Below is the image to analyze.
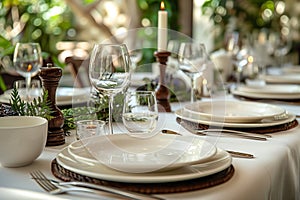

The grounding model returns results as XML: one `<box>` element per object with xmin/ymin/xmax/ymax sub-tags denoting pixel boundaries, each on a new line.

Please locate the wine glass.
<box><xmin>13</xmin><ymin>43</ymin><xmax>43</xmax><ymax>101</ymax></box>
<box><xmin>178</xmin><ymin>42</ymin><xmax>207</xmax><ymax>103</ymax></box>
<box><xmin>89</xmin><ymin>44</ymin><xmax>131</xmax><ymax>135</ymax></box>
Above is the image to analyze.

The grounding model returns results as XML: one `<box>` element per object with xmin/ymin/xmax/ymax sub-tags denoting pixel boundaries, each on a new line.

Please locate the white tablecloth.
<box><xmin>1</xmin><ymin>97</ymin><xmax>300</xmax><ymax>200</ymax></box>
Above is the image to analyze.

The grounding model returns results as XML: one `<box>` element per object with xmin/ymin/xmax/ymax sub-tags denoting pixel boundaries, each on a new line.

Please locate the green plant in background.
<box><xmin>201</xmin><ymin>0</ymin><xmax>293</xmax><ymax>49</ymax></box>
<box><xmin>0</xmin><ymin>0</ymin><xmax>74</xmax><ymax>67</ymax></box>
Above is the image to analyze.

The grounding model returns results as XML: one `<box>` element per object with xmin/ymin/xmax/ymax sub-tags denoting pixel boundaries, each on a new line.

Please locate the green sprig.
<box><xmin>9</xmin><ymin>87</ymin><xmax>54</xmax><ymax>120</ymax></box>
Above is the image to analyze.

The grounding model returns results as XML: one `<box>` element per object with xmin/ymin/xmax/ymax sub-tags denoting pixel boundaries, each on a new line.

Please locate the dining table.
<box><xmin>0</xmin><ymin>92</ymin><xmax>300</xmax><ymax>200</ymax></box>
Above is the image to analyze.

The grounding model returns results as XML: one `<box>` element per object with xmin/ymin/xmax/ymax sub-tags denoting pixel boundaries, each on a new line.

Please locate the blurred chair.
<box><xmin>64</xmin><ymin>56</ymin><xmax>90</xmax><ymax>88</ymax></box>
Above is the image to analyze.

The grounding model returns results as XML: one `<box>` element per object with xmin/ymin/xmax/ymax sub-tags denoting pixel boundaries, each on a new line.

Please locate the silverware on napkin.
<box><xmin>162</xmin><ymin>129</ymin><xmax>255</xmax><ymax>159</ymax></box>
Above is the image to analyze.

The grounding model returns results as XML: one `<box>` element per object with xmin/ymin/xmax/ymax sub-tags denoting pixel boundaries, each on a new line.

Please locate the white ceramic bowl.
<box><xmin>0</xmin><ymin>116</ymin><xmax>48</xmax><ymax>167</ymax></box>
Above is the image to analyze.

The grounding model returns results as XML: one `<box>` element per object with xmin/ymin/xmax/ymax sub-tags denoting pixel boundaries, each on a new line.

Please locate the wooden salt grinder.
<box><xmin>39</xmin><ymin>64</ymin><xmax>65</xmax><ymax>146</ymax></box>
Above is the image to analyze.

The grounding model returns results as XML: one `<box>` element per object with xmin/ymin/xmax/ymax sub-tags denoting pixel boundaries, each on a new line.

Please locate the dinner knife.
<box><xmin>179</xmin><ymin>122</ymin><xmax>268</xmax><ymax>141</ymax></box>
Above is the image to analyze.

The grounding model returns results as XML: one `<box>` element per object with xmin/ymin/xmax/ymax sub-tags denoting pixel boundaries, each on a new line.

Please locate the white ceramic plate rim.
<box><xmin>1</xmin><ymin>87</ymin><xmax>89</xmax><ymax>106</ymax></box>
<box><xmin>183</xmin><ymin>101</ymin><xmax>285</xmax><ymax>123</ymax></box>
<box><xmin>76</xmin><ymin>134</ymin><xmax>217</xmax><ymax>173</ymax></box>
<box><xmin>238</xmin><ymin>84</ymin><xmax>300</xmax><ymax>94</ymax></box>
<box><xmin>175</xmin><ymin>108</ymin><xmax>296</xmax><ymax>128</ymax></box>
<box><xmin>56</xmin><ymin>146</ymin><xmax>232</xmax><ymax>183</ymax></box>
<box><xmin>262</xmin><ymin>74</ymin><xmax>300</xmax><ymax>84</ymax></box>
<box><xmin>232</xmin><ymin>89</ymin><xmax>300</xmax><ymax>100</ymax></box>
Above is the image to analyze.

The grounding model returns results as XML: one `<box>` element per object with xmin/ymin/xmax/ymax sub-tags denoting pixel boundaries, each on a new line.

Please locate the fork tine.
<box><xmin>30</xmin><ymin>171</ymin><xmax>58</xmax><ymax>192</ymax></box>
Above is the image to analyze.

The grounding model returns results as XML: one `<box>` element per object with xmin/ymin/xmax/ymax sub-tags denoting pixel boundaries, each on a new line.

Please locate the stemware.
<box><xmin>13</xmin><ymin>43</ymin><xmax>43</xmax><ymax>101</ymax></box>
<box><xmin>89</xmin><ymin>44</ymin><xmax>131</xmax><ymax>134</ymax></box>
<box><xmin>178</xmin><ymin>42</ymin><xmax>207</xmax><ymax>102</ymax></box>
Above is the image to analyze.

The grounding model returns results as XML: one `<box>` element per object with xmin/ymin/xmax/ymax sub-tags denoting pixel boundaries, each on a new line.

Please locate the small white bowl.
<box><xmin>0</xmin><ymin>116</ymin><xmax>48</xmax><ymax>167</ymax></box>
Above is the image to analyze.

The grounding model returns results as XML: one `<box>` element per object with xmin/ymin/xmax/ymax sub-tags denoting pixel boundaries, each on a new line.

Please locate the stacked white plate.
<box><xmin>232</xmin><ymin>84</ymin><xmax>300</xmax><ymax>100</ymax></box>
<box><xmin>0</xmin><ymin>87</ymin><xmax>90</xmax><ymax>106</ymax></box>
<box><xmin>56</xmin><ymin>134</ymin><xmax>232</xmax><ymax>183</ymax></box>
<box><xmin>175</xmin><ymin>100</ymin><xmax>295</xmax><ymax>128</ymax></box>
<box><xmin>261</xmin><ymin>74</ymin><xmax>300</xmax><ymax>84</ymax></box>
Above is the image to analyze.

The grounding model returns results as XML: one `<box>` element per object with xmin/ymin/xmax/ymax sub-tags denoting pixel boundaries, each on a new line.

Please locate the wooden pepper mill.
<box><xmin>39</xmin><ymin>63</ymin><xmax>65</xmax><ymax>146</ymax></box>
<box><xmin>154</xmin><ymin>51</ymin><xmax>171</xmax><ymax>112</ymax></box>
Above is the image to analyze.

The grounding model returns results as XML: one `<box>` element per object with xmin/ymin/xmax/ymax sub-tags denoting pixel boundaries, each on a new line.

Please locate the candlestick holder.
<box><xmin>154</xmin><ymin>51</ymin><xmax>171</xmax><ymax>112</ymax></box>
<box><xmin>39</xmin><ymin>63</ymin><xmax>65</xmax><ymax>146</ymax></box>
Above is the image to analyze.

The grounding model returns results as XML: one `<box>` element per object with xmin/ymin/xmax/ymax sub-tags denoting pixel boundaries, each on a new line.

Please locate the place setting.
<box><xmin>175</xmin><ymin>100</ymin><xmax>298</xmax><ymax>136</ymax></box>
<box><xmin>49</xmin><ymin>42</ymin><xmax>235</xmax><ymax>194</ymax></box>
<box><xmin>231</xmin><ymin>83</ymin><xmax>300</xmax><ymax>101</ymax></box>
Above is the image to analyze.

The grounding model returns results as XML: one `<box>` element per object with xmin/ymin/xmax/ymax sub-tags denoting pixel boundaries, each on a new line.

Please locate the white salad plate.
<box><xmin>175</xmin><ymin>108</ymin><xmax>295</xmax><ymax>129</ymax></box>
<box><xmin>183</xmin><ymin>101</ymin><xmax>286</xmax><ymax>123</ymax></box>
<box><xmin>56</xmin><ymin>145</ymin><xmax>232</xmax><ymax>183</ymax></box>
<box><xmin>68</xmin><ymin>134</ymin><xmax>217</xmax><ymax>173</ymax></box>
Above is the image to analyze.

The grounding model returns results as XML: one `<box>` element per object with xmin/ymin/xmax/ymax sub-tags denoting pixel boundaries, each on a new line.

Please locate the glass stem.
<box><xmin>190</xmin><ymin>77</ymin><xmax>196</xmax><ymax>103</ymax></box>
<box><xmin>108</xmin><ymin>94</ymin><xmax>114</xmax><ymax>134</ymax></box>
<box><xmin>25</xmin><ymin>76</ymin><xmax>31</xmax><ymax>101</ymax></box>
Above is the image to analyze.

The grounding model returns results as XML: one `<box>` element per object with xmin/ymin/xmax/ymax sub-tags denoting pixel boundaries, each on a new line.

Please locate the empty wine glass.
<box><xmin>122</xmin><ymin>91</ymin><xmax>158</xmax><ymax>135</ymax></box>
<box><xmin>178</xmin><ymin>42</ymin><xmax>207</xmax><ymax>102</ymax></box>
<box><xmin>13</xmin><ymin>43</ymin><xmax>43</xmax><ymax>101</ymax></box>
<box><xmin>89</xmin><ymin>44</ymin><xmax>131</xmax><ymax>134</ymax></box>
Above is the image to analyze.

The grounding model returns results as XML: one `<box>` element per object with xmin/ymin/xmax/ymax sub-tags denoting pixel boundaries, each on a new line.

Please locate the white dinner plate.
<box><xmin>56</xmin><ymin>145</ymin><xmax>232</xmax><ymax>183</ymax></box>
<box><xmin>175</xmin><ymin>108</ymin><xmax>296</xmax><ymax>128</ymax></box>
<box><xmin>237</xmin><ymin>84</ymin><xmax>300</xmax><ymax>95</ymax></box>
<box><xmin>232</xmin><ymin>89</ymin><xmax>300</xmax><ymax>100</ymax></box>
<box><xmin>183</xmin><ymin>101</ymin><xmax>286</xmax><ymax>123</ymax></box>
<box><xmin>74</xmin><ymin>134</ymin><xmax>217</xmax><ymax>173</ymax></box>
<box><xmin>1</xmin><ymin>87</ymin><xmax>90</xmax><ymax>106</ymax></box>
<box><xmin>262</xmin><ymin>74</ymin><xmax>300</xmax><ymax>84</ymax></box>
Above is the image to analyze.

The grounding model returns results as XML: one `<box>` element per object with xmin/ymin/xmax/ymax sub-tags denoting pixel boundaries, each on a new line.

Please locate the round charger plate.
<box><xmin>56</xmin><ymin>145</ymin><xmax>232</xmax><ymax>183</ymax></box>
<box><xmin>175</xmin><ymin>108</ymin><xmax>296</xmax><ymax>128</ymax></box>
<box><xmin>183</xmin><ymin>101</ymin><xmax>286</xmax><ymax>123</ymax></box>
<box><xmin>72</xmin><ymin>134</ymin><xmax>217</xmax><ymax>173</ymax></box>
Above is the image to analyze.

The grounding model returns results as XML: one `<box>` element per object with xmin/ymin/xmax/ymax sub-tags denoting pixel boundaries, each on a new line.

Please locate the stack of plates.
<box><xmin>232</xmin><ymin>84</ymin><xmax>300</xmax><ymax>100</ymax></box>
<box><xmin>0</xmin><ymin>87</ymin><xmax>90</xmax><ymax>106</ymax></box>
<box><xmin>176</xmin><ymin>100</ymin><xmax>295</xmax><ymax>129</ymax></box>
<box><xmin>56</xmin><ymin>134</ymin><xmax>232</xmax><ymax>183</ymax></box>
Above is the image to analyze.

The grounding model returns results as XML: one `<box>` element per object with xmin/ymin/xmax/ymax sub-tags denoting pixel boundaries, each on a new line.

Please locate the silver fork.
<box><xmin>30</xmin><ymin>170</ymin><xmax>163</xmax><ymax>200</ymax></box>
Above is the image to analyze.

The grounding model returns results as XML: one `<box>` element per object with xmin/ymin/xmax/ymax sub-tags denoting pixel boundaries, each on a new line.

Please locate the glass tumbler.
<box><xmin>122</xmin><ymin>91</ymin><xmax>158</xmax><ymax>134</ymax></box>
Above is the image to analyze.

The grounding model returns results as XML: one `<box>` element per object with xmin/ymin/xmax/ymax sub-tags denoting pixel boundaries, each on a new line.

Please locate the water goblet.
<box><xmin>178</xmin><ymin>42</ymin><xmax>207</xmax><ymax>102</ymax></box>
<box><xmin>89</xmin><ymin>44</ymin><xmax>131</xmax><ymax>134</ymax></box>
<box><xmin>13</xmin><ymin>43</ymin><xmax>43</xmax><ymax>101</ymax></box>
<box><xmin>122</xmin><ymin>91</ymin><xmax>158</xmax><ymax>135</ymax></box>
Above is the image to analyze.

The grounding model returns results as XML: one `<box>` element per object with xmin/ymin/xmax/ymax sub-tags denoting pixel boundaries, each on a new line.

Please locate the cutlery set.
<box><xmin>30</xmin><ymin>170</ymin><xmax>163</xmax><ymax>200</ymax></box>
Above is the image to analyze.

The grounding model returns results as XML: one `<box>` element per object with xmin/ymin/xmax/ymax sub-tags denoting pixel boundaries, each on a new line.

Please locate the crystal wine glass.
<box><xmin>13</xmin><ymin>43</ymin><xmax>43</xmax><ymax>101</ymax></box>
<box><xmin>178</xmin><ymin>42</ymin><xmax>207</xmax><ymax>103</ymax></box>
<box><xmin>89</xmin><ymin>44</ymin><xmax>131</xmax><ymax>134</ymax></box>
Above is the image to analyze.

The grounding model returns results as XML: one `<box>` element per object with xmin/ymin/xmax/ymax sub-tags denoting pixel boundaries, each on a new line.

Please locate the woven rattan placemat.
<box><xmin>176</xmin><ymin>117</ymin><xmax>298</xmax><ymax>134</ymax></box>
<box><xmin>51</xmin><ymin>159</ymin><xmax>234</xmax><ymax>194</ymax></box>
